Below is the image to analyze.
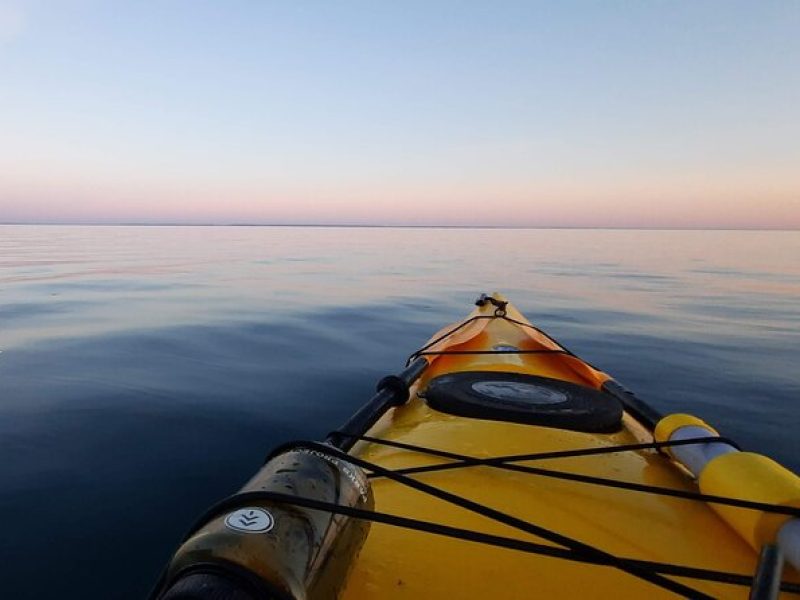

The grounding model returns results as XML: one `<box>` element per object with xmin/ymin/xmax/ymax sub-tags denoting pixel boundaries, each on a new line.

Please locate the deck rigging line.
<box><xmin>195</xmin><ymin>488</ymin><xmax>800</xmax><ymax>596</ymax></box>
<box><xmin>187</xmin><ymin>438</ymin><xmax>800</xmax><ymax>598</ymax></box>
<box><xmin>335</xmin><ymin>432</ymin><xmax>798</xmax><ymax>518</ymax></box>
<box><xmin>405</xmin><ymin>310</ymin><xmax>594</xmax><ymax>367</ymax></box>
<box><xmin>209</xmin><ymin>441</ymin><xmax>713</xmax><ymax>598</ymax></box>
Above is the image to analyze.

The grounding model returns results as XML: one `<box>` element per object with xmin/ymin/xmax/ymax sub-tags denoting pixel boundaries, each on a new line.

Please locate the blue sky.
<box><xmin>1</xmin><ymin>1</ymin><xmax>798</xmax><ymax>226</ymax></box>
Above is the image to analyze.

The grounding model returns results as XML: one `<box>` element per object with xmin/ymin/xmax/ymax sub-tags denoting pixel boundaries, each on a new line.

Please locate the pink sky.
<box><xmin>2</xmin><ymin>167</ymin><xmax>798</xmax><ymax>228</ymax></box>
<box><xmin>1</xmin><ymin>2</ymin><xmax>798</xmax><ymax>228</ymax></box>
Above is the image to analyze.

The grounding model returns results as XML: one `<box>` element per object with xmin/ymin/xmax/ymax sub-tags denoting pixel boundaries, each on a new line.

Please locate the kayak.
<box><xmin>152</xmin><ymin>294</ymin><xmax>800</xmax><ymax>600</ymax></box>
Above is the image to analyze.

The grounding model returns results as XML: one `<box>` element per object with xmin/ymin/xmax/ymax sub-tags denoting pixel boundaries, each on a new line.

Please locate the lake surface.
<box><xmin>1</xmin><ymin>225</ymin><xmax>798</xmax><ymax>599</ymax></box>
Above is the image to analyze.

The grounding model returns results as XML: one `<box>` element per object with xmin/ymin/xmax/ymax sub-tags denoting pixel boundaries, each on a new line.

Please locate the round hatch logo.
<box><xmin>492</xmin><ymin>344</ymin><xmax>520</xmax><ymax>353</ymax></box>
<box><xmin>224</xmin><ymin>508</ymin><xmax>274</xmax><ymax>533</ymax></box>
<box><xmin>472</xmin><ymin>380</ymin><xmax>568</xmax><ymax>405</ymax></box>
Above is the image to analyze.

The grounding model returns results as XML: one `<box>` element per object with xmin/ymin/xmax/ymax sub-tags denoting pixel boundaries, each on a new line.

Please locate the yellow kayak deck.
<box><xmin>342</xmin><ymin>300</ymin><xmax>798</xmax><ymax>599</ymax></box>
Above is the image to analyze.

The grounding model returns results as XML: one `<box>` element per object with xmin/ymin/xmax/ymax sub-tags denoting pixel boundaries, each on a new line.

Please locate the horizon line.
<box><xmin>0</xmin><ymin>222</ymin><xmax>799</xmax><ymax>232</ymax></box>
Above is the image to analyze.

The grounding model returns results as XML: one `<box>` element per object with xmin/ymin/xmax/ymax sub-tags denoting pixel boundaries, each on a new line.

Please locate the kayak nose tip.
<box><xmin>474</xmin><ymin>292</ymin><xmax>509</xmax><ymax>306</ymax></box>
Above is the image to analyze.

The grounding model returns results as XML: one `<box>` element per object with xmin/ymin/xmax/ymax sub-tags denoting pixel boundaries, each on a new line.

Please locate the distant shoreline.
<box><xmin>0</xmin><ymin>222</ymin><xmax>797</xmax><ymax>231</ymax></box>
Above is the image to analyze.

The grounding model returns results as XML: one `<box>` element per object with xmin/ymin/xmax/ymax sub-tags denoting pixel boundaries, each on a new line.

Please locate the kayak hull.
<box><xmin>341</xmin><ymin>298</ymin><xmax>797</xmax><ymax>599</ymax></box>
<box><xmin>152</xmin><ymin>295</ymin><xmax>800</xmax><ymax>600</ymax></box>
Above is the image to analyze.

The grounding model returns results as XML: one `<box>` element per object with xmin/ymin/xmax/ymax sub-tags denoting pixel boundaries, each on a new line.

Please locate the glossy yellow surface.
<box><xmin>700</xmin><ymin>452</ymin><xmax>800</xmax><ymax>550</ymax></box>
<box><xmin>341</xmin><ymin>298</ymin><xmax>798</xmax><ymax>599</ymax></box>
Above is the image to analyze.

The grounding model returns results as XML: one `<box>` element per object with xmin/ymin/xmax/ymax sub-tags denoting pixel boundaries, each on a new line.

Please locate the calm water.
<box><xmin>1</xmin><ymin>225</ymin><xmax>799</xmax><ymax>599</ymax></box>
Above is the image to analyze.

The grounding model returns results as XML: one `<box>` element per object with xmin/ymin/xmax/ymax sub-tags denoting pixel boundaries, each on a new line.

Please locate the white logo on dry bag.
<box><xmin>224</xmin><ymin>507</ymin><xmax>274</xmax><ymax>533</ymax></box>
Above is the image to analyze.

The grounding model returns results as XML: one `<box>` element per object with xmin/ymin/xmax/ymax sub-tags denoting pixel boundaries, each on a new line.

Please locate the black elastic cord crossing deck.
<box><xmin>263</xmin><ymin>441</ymin><xmax>714</xmax><ymax>598</ymax></box>
<box><xmin>334</xmin><ymin>432</ymin><xmax>799</xmax><ymax>518</ymax></box>
<box><xmin>406</xmin><ymin>314</ymin><xmax>495</xmax><ymax>365</ymax></box>
<box><xmin>191</xmin><ymin>488</ymin><xmax>800</xmax><ymax>596</ymax></box>
<box><xmin>405</xmin><ymin>311</ymin><xmax>604</xmax><ymax>372</ymax></box>
<box><xmin>415</xmin><ymin>348</ymin><xmax>571</xmax><ymax>357</ymax></box>
<box><xmin>191</xmin><ymin>439</ymin><xmax>800</xmax><ymax>598</ymax></box>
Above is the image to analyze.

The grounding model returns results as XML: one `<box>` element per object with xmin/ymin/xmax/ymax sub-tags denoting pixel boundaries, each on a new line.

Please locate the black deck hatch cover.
<box><xmin>424</xmin><ymin>371</ymin><xmax>623</xmax><ymax>433</ymax></box>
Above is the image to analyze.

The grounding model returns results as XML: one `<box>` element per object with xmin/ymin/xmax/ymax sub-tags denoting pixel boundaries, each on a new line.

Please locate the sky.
<box><xmin>0</xmin><ymin>1</ymin><xmax>798</xmax><ymax>228</ymax></box>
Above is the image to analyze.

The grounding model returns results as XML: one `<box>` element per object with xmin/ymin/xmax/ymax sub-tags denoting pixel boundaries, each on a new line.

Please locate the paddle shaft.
<box><xmin>602</xmin><ymin>379</ymin><xmax>662</xmax><ymax>430</ymax></box>
<box><xmin>327</xmin><ymin>357</ymin><xmax>428</xmax><ymax>451</ymax></box>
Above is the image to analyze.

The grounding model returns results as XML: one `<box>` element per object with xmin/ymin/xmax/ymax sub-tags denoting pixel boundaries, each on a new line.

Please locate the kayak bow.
<box><xmin>152</xmin><ymin>294</ymin><xmax>800</xmax><ymax>600</ymax></box>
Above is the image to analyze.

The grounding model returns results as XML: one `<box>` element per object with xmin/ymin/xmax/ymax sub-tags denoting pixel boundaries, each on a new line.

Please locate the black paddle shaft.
<box><xmin>327</xmin><ymin>357</ymin><xmax>428</xmax><ymax>451</ymax></box>
<box><xmin>602</xmin><ymin>379</ymin><xmax>663</xmax><ymax>430</ymax></box>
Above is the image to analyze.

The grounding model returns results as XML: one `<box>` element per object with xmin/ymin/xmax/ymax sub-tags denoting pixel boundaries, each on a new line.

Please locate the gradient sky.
<box><xmin>1</xmin><ymin>1</ymin><xmax>798</xmax><ymax>227</ymax></box>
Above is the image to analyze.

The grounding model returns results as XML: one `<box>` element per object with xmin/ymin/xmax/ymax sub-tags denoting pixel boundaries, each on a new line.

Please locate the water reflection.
<box><xmin>0</xmin><ymin>225</ymin><xmax>798</xmax><ymax>599</ymax></box>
